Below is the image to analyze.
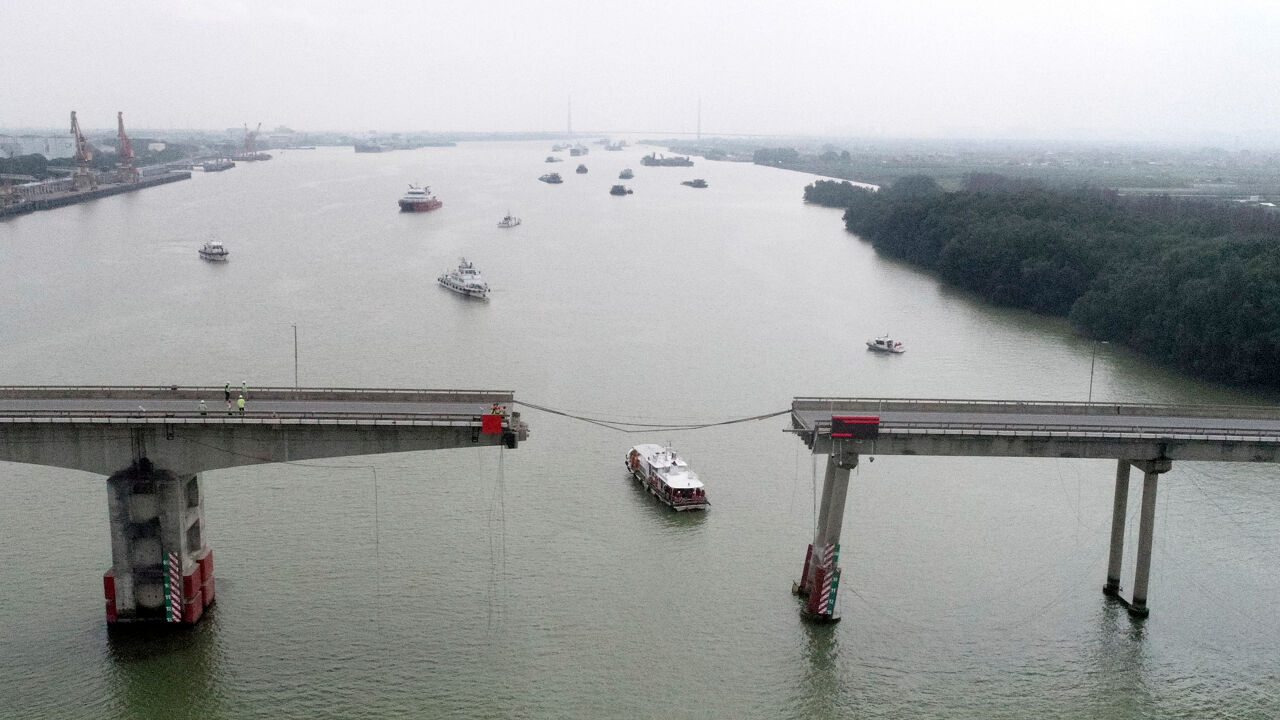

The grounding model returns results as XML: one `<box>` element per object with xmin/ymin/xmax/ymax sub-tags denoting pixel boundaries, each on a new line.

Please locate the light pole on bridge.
<box><xmin>1088</xmin><ymin>340</ymin><xmax>1109</xmax><ymax>403</ymax></box>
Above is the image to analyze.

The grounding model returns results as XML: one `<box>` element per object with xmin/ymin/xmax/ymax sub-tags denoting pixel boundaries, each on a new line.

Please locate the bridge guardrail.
<box><xmin>0</xmin><ymin>386</ymin><xmax>515</xmax><ymax>403</ymax></box>
<box><xmin>0</xmin><ymin>410</ymin><xmax>502</xmax><ymax>425</ymax></box>
<box><xmin>792</xmin><ymin>397</ymin><xmax>1280</xmax><ymax>421</ymax></box>
<box><xmin>800</xmin><ymin>418</ymin><xmax>1280</xmax><ymax>443</ymax></box>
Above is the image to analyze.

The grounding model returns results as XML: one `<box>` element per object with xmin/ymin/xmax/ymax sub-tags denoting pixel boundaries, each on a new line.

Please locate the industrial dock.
<box><xmin>1</xmin><ymin>111</ymin><xmax>192</xmax><ymax>219</ymax></box>
<box><xmin>1</xmin><ymin>171</ymin><xmax>191</xmax><ymax>218</ymax></box>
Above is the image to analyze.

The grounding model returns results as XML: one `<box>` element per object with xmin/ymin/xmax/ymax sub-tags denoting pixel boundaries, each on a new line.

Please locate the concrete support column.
<box><xmin>794</xmin><ymin>444</ymin><xmax>857</xmax><ymax>622</ymax></box>
<box><xmin>104</xmin><ymin>457</ymin><xmax>214</xmax><ymax>625</ymax></box>
<box><xmin>1100</xmin><ymin>458</ymin><xmax>1170</xmax><ymax>618</ymax></box>
<box><xmin>1130</xmin><ymin>463</ymin><xmax>1164</xmax><ymax>616</ymax></box>
<box><xmin>1103</xmin><ymin>459</ymin><xmax>1131</xmax><ymax>596</ymax></box>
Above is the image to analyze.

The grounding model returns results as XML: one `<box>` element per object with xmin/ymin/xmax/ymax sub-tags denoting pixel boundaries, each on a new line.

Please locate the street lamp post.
<box><xmin>1088</xmin><ymin>340</ymin><xmax>1109</xmax><ymax>403</ymax></box>
<box><xmin>292</xmin><ymin>324</ymin><xmax>298</xmax><ymax>389</ymax></box>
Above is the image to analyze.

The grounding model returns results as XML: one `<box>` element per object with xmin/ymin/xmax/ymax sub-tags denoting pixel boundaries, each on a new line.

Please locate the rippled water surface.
<box><xmin>2</xmin><ymin>143</ymin><xmax>1279</xmax><ymax>719</ymax></box>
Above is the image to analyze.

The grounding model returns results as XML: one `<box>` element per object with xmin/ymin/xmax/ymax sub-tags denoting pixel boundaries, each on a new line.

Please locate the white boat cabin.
<box><xmin>626</xmin><ymin>443</ymin><xmax>709</xmax><ymax>511</ymax></box>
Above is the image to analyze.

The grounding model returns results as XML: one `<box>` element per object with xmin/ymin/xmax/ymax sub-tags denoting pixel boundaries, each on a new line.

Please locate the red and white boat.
<box><xmin>398</xmin><ymin>184</ymin><xmax>443</xmax><ymax>212</ymax></box>
<box><xmin>625</xmin><ymin>444</ymin><xmax>709</xmax><ymax>511</ymax></box>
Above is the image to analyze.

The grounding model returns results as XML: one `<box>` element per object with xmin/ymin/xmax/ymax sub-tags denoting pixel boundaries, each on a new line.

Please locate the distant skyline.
<box><xmin>4</xmin><ymin>0</ymin><xmax>1279</xmax><ymax>147</ymax></box>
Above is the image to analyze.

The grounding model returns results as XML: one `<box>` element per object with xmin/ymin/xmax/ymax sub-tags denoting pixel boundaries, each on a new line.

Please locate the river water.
<box><xmin>2</xmin><ymin>143</ymin><xmax>1278</xmax><ymax>719</ymax></box>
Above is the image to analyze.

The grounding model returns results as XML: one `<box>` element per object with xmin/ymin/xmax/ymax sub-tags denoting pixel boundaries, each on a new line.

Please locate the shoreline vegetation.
<box><xmin>805</xmin><ymin>175</ymin><xmax>1280</xmax><ymax>389</ymax></box>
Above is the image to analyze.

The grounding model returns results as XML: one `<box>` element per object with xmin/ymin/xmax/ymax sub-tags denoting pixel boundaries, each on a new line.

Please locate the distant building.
<box><xmin>0</xmin><ymin>135</ymin><xmax>77</xmax><ymax>159</ymax></box>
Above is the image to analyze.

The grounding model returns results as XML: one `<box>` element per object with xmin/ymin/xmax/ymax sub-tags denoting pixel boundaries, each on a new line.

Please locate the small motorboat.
<box><xmin>866</xmin><ymin>335</ymin><xmax>905</xmax><ymax>353</ymax></box>
<box><xmin>619</xmin><ymin>168</ymin><xmax>634</xmax><ymax>179</ymax></box>
<box><xmin>681</xmin><ymin>178</ymin><xmax>708</xmax><ymax>188</ymax></box>
<box><xmin>539</xmin><ymin>173</ymin><xmax>563</xmax><ymax>184</ymax></box>
<box><xmin>576</xmin><ymin>164</ymin><xmax>588</xmax><ymax>174</ymax></box>
<box><xmin>610</xmin><ymin>185</ymin><xmax>633</xmax><ymax>196</ymax></box>
<box><xmin>497</xmin><ymin>213</ymin><xmax>521</xmax><ymax>228</ymax></box>
<box><xmin>198</xmin><ymin>240</ymin><xmax>229</xmax><ymax>261</ymax></box>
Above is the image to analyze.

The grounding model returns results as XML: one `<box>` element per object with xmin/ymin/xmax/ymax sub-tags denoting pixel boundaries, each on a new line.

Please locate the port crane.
<box><xmin>116</xmin><ymin>112</ymin><xmax>140</xmax><ymax>184</ymax></box>
<box><xmin>70</xmin><ymin>111</ymin><xmax>97</xmax><ymax>191</ymax></box>
<box><xmin>242</xmin><ymin>122</ymin><xmax>261</xmax><ymax>154</ymax></box>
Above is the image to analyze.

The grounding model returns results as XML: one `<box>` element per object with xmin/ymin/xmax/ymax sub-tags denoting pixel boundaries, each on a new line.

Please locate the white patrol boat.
<box><xmin>198</xmin><ymin>240</ymin><xmax>229</xmax><ymax>261</ymax></box>
<box><xmin>437</xmin><ymin>257</ymin><xmax>490</xmax><ymax>299</ymax></box>
<box><xmin>866</xmin><ymin>335</ymin><xmax>905</xmax><ymax>353</ymax></box>
<box><xmin>625</xmin><ymin>444</ymin><xmax>709</xmax><ymax>511</ymax></box>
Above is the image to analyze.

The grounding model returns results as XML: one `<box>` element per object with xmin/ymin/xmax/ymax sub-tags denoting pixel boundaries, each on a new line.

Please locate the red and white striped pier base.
<box><xmin>104</xmin><ymin>459</ymin><xmax>215</xmax><ymax>625</ymax></box>
<box><xmin>792</xmin><ymin>443</ymin><xmax>858</xmax><ymax>622</ymax></box>
<box><xmin>794</xmin><ymin>543</ymin><xmax>842</xmax><ymax>622</ymax></box>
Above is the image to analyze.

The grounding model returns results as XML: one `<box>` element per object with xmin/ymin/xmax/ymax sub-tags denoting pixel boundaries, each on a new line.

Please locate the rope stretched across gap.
<box><xmin>515</xmin><ymin>400</ymin><xmax>790</xmax><ymax>433</ymax></box>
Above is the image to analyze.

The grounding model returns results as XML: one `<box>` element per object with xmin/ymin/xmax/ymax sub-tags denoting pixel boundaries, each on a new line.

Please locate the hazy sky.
<box><xmin>5</xmin><ymin>0</ymin><xmax>1278</xmax><ymax>144</ymax></box>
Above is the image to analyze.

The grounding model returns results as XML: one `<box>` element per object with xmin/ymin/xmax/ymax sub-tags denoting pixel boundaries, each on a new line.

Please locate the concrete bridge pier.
<box><xmin>1102</xmin><ymin>458</ymin><xmax>1171</xmax><ymax>617</ymax></box>
<box><xmin>104</xmin><ymin>457</ymin><xmax>214</xmax><ymax>625</ymax></box>
<box><xmin>793</xmin><ymin>443</ymin><xmax>859</xmax><ymax>622</ymax></box>
<box><xmin>1102</xmin><ymin>459</ymin><xmax>1131</xmax><ymax>597</ymax></box>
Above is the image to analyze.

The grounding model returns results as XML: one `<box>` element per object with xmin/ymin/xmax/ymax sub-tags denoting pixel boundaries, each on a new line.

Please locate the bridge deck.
<box><xmin>0</xmin><ymin>386</ymin><xmax>526</xmax><ymax>476</ymax></box>
<box><xmin>790</xmin><ymin>398</ymin><xmax>1280</xmax><ymax>462</ymax></box>
<box><xmin>0</xmin><ymin>386</ymin><xmax>513</xmax><ymax>423</ymax></box>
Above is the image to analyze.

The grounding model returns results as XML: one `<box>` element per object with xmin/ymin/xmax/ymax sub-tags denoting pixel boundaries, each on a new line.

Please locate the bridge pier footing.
<box><xmin>1101</xmin><ymin>458</ymin><xmax>1170</xmax><ymax>618</ymax></box>
<box><xmin>104</xmin><ymin>458</ymin><xmax>214</xmax><ymax>625</ymax></box>
<box><xmin>793</xmin><ymin>445</ymin><xmax>858</xmax><ymax>622</ymax></box>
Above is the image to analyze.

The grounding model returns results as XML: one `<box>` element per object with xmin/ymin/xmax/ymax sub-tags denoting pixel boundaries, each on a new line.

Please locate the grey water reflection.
<box><xmin>1085</xmin><ymin>602</ymin><xmax>1153</xmax><ymax>717</ymax></box>
<box><xmin>797</xmin><ymin>619</ymin><xmax>843</xmax><ymax>720</ymax></box>
<box><xmin>106</xmin><ymin>619</ymin><xmax>224</xmax><ymax>720</ymax></box>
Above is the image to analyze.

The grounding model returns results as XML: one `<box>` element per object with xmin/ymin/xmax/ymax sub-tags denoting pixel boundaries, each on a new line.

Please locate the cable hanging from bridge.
<box><xmin>515</xmin><ymin>400</ymin><xmax>790</xmax><ymax>433</ymax></box>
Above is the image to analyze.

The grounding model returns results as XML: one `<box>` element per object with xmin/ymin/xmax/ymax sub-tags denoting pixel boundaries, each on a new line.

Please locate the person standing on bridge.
<box><xmin>241</xmin><ymin>380</ymin><xmax>248</xmax><ymax>399</ymax></box>
<box><xmin>199</xmin><ymin>399</ymin><xmax>207</xmax><ymax>415</ymax></box>
<box><xmin>237</xmin><ymin>394</ymin><xmax>245</xmax><ymax>414</ymax></box>
<box><xmin>224</xmin><ymin>383</ymin><xmax>231</xmax><ymax>408</ymax></box>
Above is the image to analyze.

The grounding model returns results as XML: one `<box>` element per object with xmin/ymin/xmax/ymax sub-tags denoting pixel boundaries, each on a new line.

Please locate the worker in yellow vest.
<box><xmin>237</xmin><ymin>395</ymin><xmax>245</xmax><ymax>413</ymax></box>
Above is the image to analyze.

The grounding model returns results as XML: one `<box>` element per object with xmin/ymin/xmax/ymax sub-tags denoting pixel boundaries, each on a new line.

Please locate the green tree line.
<box><xmin>804</xmin><ymin>176</ymin><xmax>1280</xmax><ymax>387</ymax></box>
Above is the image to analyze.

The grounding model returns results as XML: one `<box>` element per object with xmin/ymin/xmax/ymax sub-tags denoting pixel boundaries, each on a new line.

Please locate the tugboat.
<box><xmin>625</xmin><ymin>444</ymin><xmax>709</xmax><ymax>511</ymax></box>
<box><xmin>497</xmin><ymin>213</ymin><xmax>521</xmax><ymax>228</ymax></box>
<box><xmin>539</xmin><ymin>172</ymin><xmax>563</xmax><ymax>184</ymax></box>
<box><xmin>619</xmin><ymin>168</ymin><xmax>634</xmax><ymax>179</ymax></box>
<box><xmin>545</xmin><ymin>155</ymin><xmax>562</xmax><ymax>163</ymax></box>
<box><xmin>198</xmin><ymin>240</ymin><xmax>229</xmax><ymax>262</ymax></box>
<box><xmin>866</xmin><ymin>335</ymin><xmax>905</xmax><ymax>353</ymax></box>
<box><xmin>398</xmin><ymin>184</ymin><xmax>443</xmax><ymax>212</ymax></box>
<box><xmin>681</xmin><ymin>179</ymin><xmax>708</xmax><ymax>188</ymax></box>
<box><xmin>610</xmin><ymin>185</ymin><xmax>633</xmax><ymax>196</ymax></box>
<box><xmin>437</xmin><ymin>258</ymin><xmax>490</xmax><ymax>299</ymax></box>
<box><xmin>576</xmin><ymin>164</ymin><xmax>588</xmax><ymax>174</ymax></box>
